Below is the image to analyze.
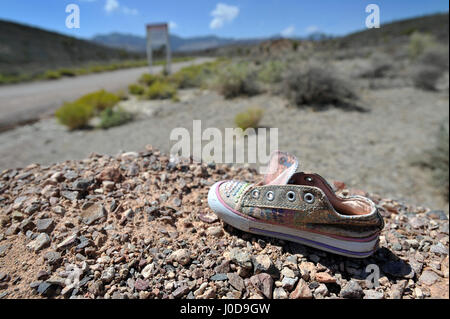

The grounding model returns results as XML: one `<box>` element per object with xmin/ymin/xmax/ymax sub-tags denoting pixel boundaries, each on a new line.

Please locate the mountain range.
<box><xmin>91</xmin><ymin>32</ymin><xmax>263</xmax><ymax>52</ymax></box>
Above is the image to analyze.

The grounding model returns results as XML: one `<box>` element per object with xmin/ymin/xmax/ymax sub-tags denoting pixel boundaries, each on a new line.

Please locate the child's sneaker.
<box><xmin>208</xmin><ymin>151</ymin><xmax>384</xmax><ymax>258</ymax></box>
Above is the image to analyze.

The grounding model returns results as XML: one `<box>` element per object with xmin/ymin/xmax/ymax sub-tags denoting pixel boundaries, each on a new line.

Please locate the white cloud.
<box><xmin>306</xmin><ymin>25</ymin><xmax>320</xmax><ymax>34</ymax></box>
<box><xmin>280</xmin><ymin>25</ymin><xmax>295</xmax><ymax>37</ymax></box>
<box><xmin>104</xmin><ymin>0</ymin><xmax>138</xmax><ymax>15</ymax></box>
<box><xmin>210</xmin><ymin>3</ymin><xmax>239</xmax><ymax>29</ymax></box>
<box><xmin>104</xmin><ymin>0</ymin><xmax>119</xmax><ymax>13</ymax></box>
<box><xmin>169</xmin><ymin>21</ymin><xmax>178</xmax><ymax>29</ymax></box>
<box><xmin>122</xmin><ymin>6</ymin><xmax>139</xmax><ymax>15</ymax></box>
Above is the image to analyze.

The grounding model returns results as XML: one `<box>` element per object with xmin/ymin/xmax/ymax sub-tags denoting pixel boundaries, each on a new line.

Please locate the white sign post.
<box><xmin>146</xmin><ymin>23</ymin><xmax>171</xmax><ymax>74</ymax></box>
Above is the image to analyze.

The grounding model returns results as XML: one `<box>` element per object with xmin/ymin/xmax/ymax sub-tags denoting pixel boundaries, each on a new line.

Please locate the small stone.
<box><xmin>210</xmin><ymin>273</ymin><xmax>228</xmax><ymax>281</ymax></box>
<box><xmin>199</xmin><ymin>213</ymin><xmax>218</xmax><ymax>224</ymax></box>
<box><xmin>249</xmin><ymin>273</ymin><xmax>273</xmax><ymax>299</ymax></box>
<box><xmin>227</xmin><ymin>272</ymin><xmax>245</xmax><ymax>291</ymax></box>
<box><xmin>229</xmin><ymin>248</ymin><xmax>252</xmax><ymax>270</ymax></box>
<box><xmin>419</xmin><ymin>270</ymin><xmax>440</xmax><ymax>285</ymax></box>
<box><xmin>363</xmin><ymin>290</ymin><xmax>384</xmax><ymax>299</ymax></box>
<box><xmin>57</xmin><ymin>233</ymin><xmax>78</xmax><ymax>251</ymax></box>
<box><xmin>430</xmin><ymin>242</ymin><xmax>448</xmax><ymax>255</ymax></box>
<box><xmin>426</xmin><ymin>210</ymin><xmax>448</xmax><ymax>220</ymax></box>
<box><xmin>206</xmin><ymin>226</ymin><xmax>223</xmax><ymax>238</ymax></box>
<box><xmin>36</xmin><ymin>218</ymin><xmax>54</xmax><ymax>234</ymax></box>
<box><xmin>273</xmin><ymin>287</ymin><xmax>288</xmax><ymax>299</ymax></box>
<box><xmin>61</xmin><ymin>191</ymin><xmax>80</xmax><ymax>201</ymax></box>
<box><xmin>44</xmin><ymin>251</ymin><xmax>62</xmax><ymax>265</ymax></box>
<box><xmin>169</xmin><ymin>249</ymin><xmax>191</xmax><ymax>266</ymax></box>
<box><xmin>315</xmin><ymin>272</ymin><xmax>336</xmax><ymax>284</ymax></box>
<box><xmin>409</xmin><ymin>217</ymin><xmax>427</xmax><ymax>229</ymax></box>
<box><xmin>27</xmin><ymin>233</ymin><xmax>50</xmax><ymax>252</ymax></box>
<box><xmin>141</xmin><ymin>263</ymin><xmax>154</xmax><ymax>279</ymax></box>
<box><xmin>97</xmin><ymin>167</ymin><xmax>122</xmax><ymax>183</ymax></box>
<box><xmin>253</xmin><ymin>255</ymin><xmax>278</xmax><ymax>277</ymax></box>
<box><xmin>134</xmin><ymin>279</ymin><xmax>149</xmax><ymax>291</ymax></box>
<box><xmin>214</xmin><ymin>260</ymin><xmax>230</xmax><ymax>274</ymax></box>
<box><xmin>80</xmin><ymin>203</ymin><xmax>106</xmax><ymax>225</ymax></box>
<box><xmin>281</xmin><ymin>267</ymin><xmax>295</xmax><ymax>279</ymax></box>
<box><xmin>101</xmin><ymin>267</ymin><xmax>115</xmax><ymax>283</ymax></box>
<box><xmin>281</xmin><ymin>276</ymin><xmax>298</xmax><ymax>291</ymax></box>
<box><xmin>290</xmin><ymin>278</ymin><xmax>312</xmax><ymax>299</ymax></box>
<box><xmin>340</xmin><ymin>280</ymin><xmax>363</xmax><ymax>299</ymax></box>
<box><xmin>314</xmin><ymin>283</ymin><xmax>328</xmax><ymax>298</ymax></box>
<box><xmin>172</xmin><ymin>285</ymin><xmax>190</xmax><ymax>298</ymax></box>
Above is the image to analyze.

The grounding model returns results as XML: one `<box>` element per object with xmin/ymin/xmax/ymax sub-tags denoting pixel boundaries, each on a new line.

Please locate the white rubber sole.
<box><xmin>208</xmin><ymin>182</ymin><xmax>378</xmax><ymax>258</ymax></box>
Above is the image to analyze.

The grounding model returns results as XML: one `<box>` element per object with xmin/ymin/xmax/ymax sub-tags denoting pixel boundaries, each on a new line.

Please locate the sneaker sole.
<box><xmin>208</xmin><ymin>181</ymin><xmax>378</xmax><ymax>258</ymax></box>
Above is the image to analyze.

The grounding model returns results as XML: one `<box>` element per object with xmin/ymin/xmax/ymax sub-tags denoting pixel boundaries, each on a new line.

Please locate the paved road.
<box><xmin>0</xmin><ymin>57</ymin><xmax>212</xmax><ymax>131</ymax></box>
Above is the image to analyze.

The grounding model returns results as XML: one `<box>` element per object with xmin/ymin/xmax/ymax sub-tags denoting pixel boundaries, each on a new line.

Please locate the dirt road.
<box><xmin>0</xmin><ymin>57</ymin><xmax>213</xmax><ymax>131</ymax></box>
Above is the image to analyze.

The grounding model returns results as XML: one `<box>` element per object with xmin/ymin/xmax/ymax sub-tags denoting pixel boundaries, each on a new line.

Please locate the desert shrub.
<box><xmin>43</xmin><ymin>70</ymin><xmax>61</xmax><ymax>80</ymax></box>
<box><xmin>408</xmin><ymin>32</ymin><xmax>437</xmax><ymax>60</ymax></box>
<box><xmin>418</xmin><ymin>46</ymin><xmax>450</xmax><ymax>70</ymax></box>
<box><xmin>170</xmin><ymin>61</ymin><xmax>223</xmax><ymax>89</ymax></box>
<box><xmin>57</xmin><ymin>68</ymin><xmax>76</xmax><ymax>77</ymax></box>
<box><xmin>139</xmin><ymin>73</ymin><xmax>162</xmax><ymax>86</ymax></box>
<box><xmin>257</xmin><ymin>60</ymin><xmax>286</xmax><ymax>83</ymax></box>
<box><xmin>55</xmin><ymin>102</ymin><xmax>93</xmax><ymax>130</ymax></box>
<box><xmin>216</xmin><ymin>62</ymin><xmax>260</xmax><ymax>99</ymax></box>
<box><xmin>143</xmin><ymin>80</ymin><xmax>177</xmax><ymax>100</ymax></box>
<box><xmin>283</xmin><ymin>63</ymin><xmax>357</xmax><ymax>109</ymax></box>
<box><xmin>76</xmin><ymin>90</ymin><xmax>120</xmax><ymax>112</ymax></box>
<box><xmin>360</xmin><ymin>53</ymin><xmax>393</xmax><ymax>78</ymax></box>
<box><xmin>128</xmin><ymin>84</ymin><xmax>145</xmax><ymax>95</ymax></box>
<box><xmin>411</xmin><ymin>65</ymin><xmax>442</xmax><ymax>91</ymax></box>
<box><xmin>234</xmin><ymin>107</ymin><xmax>264</xmax><ymax>130</ymax></box>
<box><xmin>98</xmin><ymin>107</ymin><xmax>133</xmax><ymax>129</ymax></box>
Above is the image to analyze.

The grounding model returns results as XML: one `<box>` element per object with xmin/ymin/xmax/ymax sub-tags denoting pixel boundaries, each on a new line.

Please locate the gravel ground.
<box><xmin>0</xmin><ymin>149</ymin><xmax>448</xmax><ymax>299</ymax></box>
<box><xmin>0</xmin><ymin>83</ymin><xmax>448</xmax><ymax>211</ymax></box>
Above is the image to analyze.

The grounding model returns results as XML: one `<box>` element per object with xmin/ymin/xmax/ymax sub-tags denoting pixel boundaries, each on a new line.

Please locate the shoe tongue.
<box><xmin>263</xmin><ymin>151</ymin><xmax>299</xmax><ymax>185</ymax></box>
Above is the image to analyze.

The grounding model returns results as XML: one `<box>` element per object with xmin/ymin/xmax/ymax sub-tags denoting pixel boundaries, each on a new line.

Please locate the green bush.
<box><xmin>257</xmin><ymin>60</ymin><xmax>286</xmax><ymax>83</ymax></box>
<box><xmin>55</xmin><ymin>102</ymin><xmax>93</xmax><ymax>130</ymax></box>
<box><xmin>98</xmin><ymin>107</ymin><xmax>133</xmax><ymax>129</ymax></box>
<box><xmin>143</xmin><ymin>80</ymin><xmax>177</xmax><ymax>100</ymax></box>
<box><xmin>76</xmin><ymin>90</ymin><xmax>120</xmax><ymax>112</ymax></box>
<box><xmin>170</xmin><ymin>61</ymin><xmax>222</xmax><ymax>88</ymax></box>
<box><xmin>408</xmin><ymin>32</ymin><xmax>436</xmax><ymax>60</ymax></box>
<box><xmin>217</xmin><ymin>63</ymin><xmax>260</xmax><ymax>99</ymax></box>
<box><xmin>57</xmin><ymin>68</ymin><xmax>77</xmax><ymax>77</ymax></box>
<box><xmin>234</xmin><ymin>107</ymin><xmax>264</xmax><ymax>130</ymax></box>
<box><xmin>43</xmin><ymin>70</ymin><xmax>61</xmax><ymax>80</ymax></box>
<box><xmin>128</xmin><ymin>84</ymin><xmax>145</xmax><ymax>95</ymax></box>
<box><xmin>139</xmin><ymin>73</ymin><xmax>162</xmax><ymax>86</ymax></box>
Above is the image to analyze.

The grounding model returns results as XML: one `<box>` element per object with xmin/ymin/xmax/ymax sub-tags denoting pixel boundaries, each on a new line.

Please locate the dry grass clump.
<box><xmin>234</xmin><ymin>107</ymin><xmax>264</xmax><ymax>130</ymax></box>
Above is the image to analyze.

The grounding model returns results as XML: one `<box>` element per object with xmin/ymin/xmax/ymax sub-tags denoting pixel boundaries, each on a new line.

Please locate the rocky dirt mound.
<box><xmin>0</xmin><ymin>147</ymin><xmax>448</xmax><ymax>299</ymax></box>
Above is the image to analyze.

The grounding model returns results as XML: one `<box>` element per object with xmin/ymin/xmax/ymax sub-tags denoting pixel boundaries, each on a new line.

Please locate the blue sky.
<box><xmin>0</xmin><ymin>0</ymin><xmax>448</xmax><ymax>39</ymax></box>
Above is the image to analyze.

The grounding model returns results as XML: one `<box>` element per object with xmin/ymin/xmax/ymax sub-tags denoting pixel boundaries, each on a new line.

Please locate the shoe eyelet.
<box><xmin>303</xmin><ymin>192</ymin><xmax>315</xmax><ymax>204</ymax></box>
<box><xmin>251</xmin><ymin>189</ymin><xmax>260</xmax><ymax>199</ymax></box>
<box><xmin>286</xmin><ymin>191</ymin><xmax>296</xmax><ymax>202</ymax></box>
<box><xmin>266</xmin><ymin>191</ymin><xmax>275</xmax><ymax>201</ymax></box>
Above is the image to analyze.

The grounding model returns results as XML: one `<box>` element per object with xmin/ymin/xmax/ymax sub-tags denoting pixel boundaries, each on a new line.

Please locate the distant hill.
<box><xmin>92</xmin><ymin>32</ymin><xmax>263</xmax><ymax>52</ymax></box>
<box><xmin>0</xmin><ymin>19</ymin><xmax>144</xmax><ymax>75</ymax></box>
<box><xmin>333</xmin><ymin>12</ymin><xmax>449</xmax><ymax>48</ymax></box>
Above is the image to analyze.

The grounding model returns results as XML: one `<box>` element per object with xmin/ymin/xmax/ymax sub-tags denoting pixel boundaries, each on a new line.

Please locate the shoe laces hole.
<box><xmin>303</xmin><ymin>192</ymin><xmax>315</xmax><ymax>204</ymax></box>
<box><xmin>266</xmin><ymin>191</ymin><xmax>275</xmax><ymax>201</ymax></box>
<box><xmin>286</xmin><ymin>191</ymin><xmax>296</xmax><ymax>202</ymax></box>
